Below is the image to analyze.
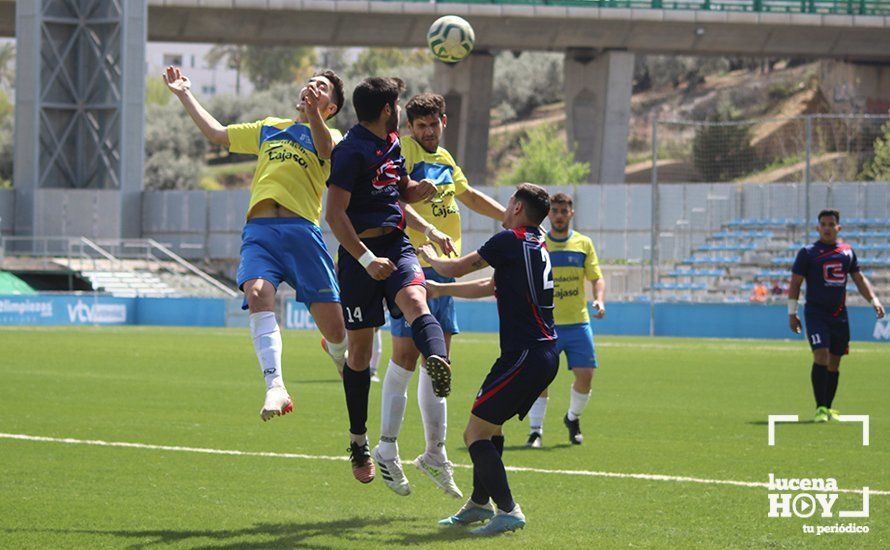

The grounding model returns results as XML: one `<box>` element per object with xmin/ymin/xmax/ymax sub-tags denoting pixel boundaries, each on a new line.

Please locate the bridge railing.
<box><xmin>402</xmin><ymin>0</ymin><xmax>890</xmax><ymax>16</ymax></box>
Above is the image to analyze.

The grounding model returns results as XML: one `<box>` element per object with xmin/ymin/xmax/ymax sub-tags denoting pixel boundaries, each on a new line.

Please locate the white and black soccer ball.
<box><xmin>427</xmin><ymin>15</ymin><xmax>475</xmax><ymax>63</ymax></box>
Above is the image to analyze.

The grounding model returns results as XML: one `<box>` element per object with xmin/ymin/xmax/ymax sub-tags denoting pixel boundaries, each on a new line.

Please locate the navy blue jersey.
<box><xmin>478</xmin><ymin>227</ymin><xmax>557</xmax><ymax>353</ymax></box>
<box><xmin>792</xmin><ymin>240</ymin><xmax>860</xmax><ymax>316</ymax></box>
<box><xmin>327</xmin><ymin>124</ymin><xmax>408</xmax><ymax>234</ymax></box>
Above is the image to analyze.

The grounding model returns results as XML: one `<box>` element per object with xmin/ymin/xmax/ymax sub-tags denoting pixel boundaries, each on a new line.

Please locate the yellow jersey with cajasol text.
<box><xmin>401</xmin><ymin>136</ymin><xmax>469</xmax><ymax>267</ymax></box>
<box><xmin>546</xmin><ymin>230</ymin><xmax>603</xmax><ymax>325</ymax></box>
<box><xmin>227</xmin><ymin>117</ymin><xmax>342</xmax><ymax>224</ymax></box>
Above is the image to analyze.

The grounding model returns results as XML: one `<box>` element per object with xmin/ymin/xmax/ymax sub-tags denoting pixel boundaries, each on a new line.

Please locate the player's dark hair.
<box><xmin>550</xmin><ymin>192</ymin><xmax>574</xmax><ymax>208</ymax></box>
<box><xmin>514</xmin><ymin>183</ymin><xmax>551</xmax><ymax>226</ymax></box>
<box><xmin>314</xmin><ymin>69</ymin><xmax>345</xmax><ymax>119</ymax></box>
<box><xmin>353</xmin><ymin>77</ymin><xmax>405</xmax><ymax>123</ymax></box>
<box><xmin>406</xmin><ymin>93</ymin><xmax>446</xmax><ymax>123</ymax></box>
<box><xmin>818</xmin><ymin>209</ymin><xmax>840</xmax><ymax>223</ymax></box>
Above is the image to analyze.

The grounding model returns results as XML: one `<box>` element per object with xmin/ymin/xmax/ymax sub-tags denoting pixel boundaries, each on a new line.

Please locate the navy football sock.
<box><xmin>468</xmin><ymin>439</ymin><xmax>515</xmax><ymax>513</ymax></box>
<box><xmin>811</xmin><ymin>363</ymin><xmax>828</xmax><ymax>408</ymax></box>
<box><xmin>492</xmin><ymin>435</ymin><xmax>505</xmax><ymax>455</ymax></box>
<box><xmin>411</xmin><ymin>313</ymin><xmax>447</xmax><ymax>359</ymax></box>
<box><xmin>825</xmin><ymin>370</ymin><xmax>840</xmax><ymax>408</ymax></box>
<box><xmin>471</xmin><ymin>435</ymin><xmax>505</xmax><ymax>505</ymax></box>
<box><xmin>342</xmin><ymin>363</ymin><xmax>371</xmax><ymax>436</ymax></box>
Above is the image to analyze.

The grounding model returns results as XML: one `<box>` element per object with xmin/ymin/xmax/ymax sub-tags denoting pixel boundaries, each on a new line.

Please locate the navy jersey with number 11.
<box><xmin>477</xmin><ymin>227</ymin><xmax>557</xmax><ymax>353</ymax></box>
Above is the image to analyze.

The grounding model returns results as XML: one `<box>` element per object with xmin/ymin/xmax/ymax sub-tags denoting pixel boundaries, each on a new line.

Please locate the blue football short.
<box><xmin>337</xmin><ymin>230</ymin><xmax>425</xmax><ymax>330</ymax></box>
<box><xmin>804</xmin><ymin>309</ymin><xmax>850</xmax><ymax>356</ymax></box>
<box><xmin>472</xmin><ymin>343</ymin><xmax>560</xmax><ymax>425</ymax></box>
<box><xmin>391</xmin><ymin>267</ymin><xmax>459</xmax><ymax>338</ymax></box>
<box><xmin>555</xmin><ymin>322</ymin><xmax>598</xmax><ymax>369</ymax></box>
<box><xmin>236</xmin><ymin>217</ymin><xmax>340</xmax><ymax>309</ymax></box>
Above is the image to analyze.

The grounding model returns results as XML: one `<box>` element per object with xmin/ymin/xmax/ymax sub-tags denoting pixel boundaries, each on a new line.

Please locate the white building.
<box><xmin>146</xmin><ymin>42</ymin><xmax>254</xmax><ymax>97</ymax></box>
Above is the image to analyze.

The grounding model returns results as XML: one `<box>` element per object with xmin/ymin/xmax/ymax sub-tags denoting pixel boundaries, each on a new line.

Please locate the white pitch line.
<box><xmin>3</xmin><ymin>432</ymin><xmax>887</xmax><ymax>496</ymax></box>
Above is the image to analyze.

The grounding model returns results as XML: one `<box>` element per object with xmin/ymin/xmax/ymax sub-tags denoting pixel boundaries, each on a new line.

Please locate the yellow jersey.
<box><xmin>400</xmin><ymin>136</ymin><xmax>469</xmax><ymax>267</ymax></box>
<box><xmin>227</xmin><ymin>117</ymin><xmax>342</xmax><ymax>224</ymax></box>
<box><xmin>546</xmin><ymin>230</ymin><xmax>603</xmax><ymax>325</ymax></box>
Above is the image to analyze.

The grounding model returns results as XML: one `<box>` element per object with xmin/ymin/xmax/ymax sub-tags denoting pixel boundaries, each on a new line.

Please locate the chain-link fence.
<box><xmin>646</xmin><ymin>114</ymin><xmax>890</xmax><ymax>326</ymax></box>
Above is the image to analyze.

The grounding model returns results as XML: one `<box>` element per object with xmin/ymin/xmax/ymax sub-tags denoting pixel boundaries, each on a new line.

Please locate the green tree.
<box><xmin>0</xmin><ymin>90</ymin><xmax>12</xmax><ymax>187</ymax></box>
<box><xmin>862</xmin><ymin>122</ymin><xmax>890</xmax><ymax>181</ymax></box>
<box><xmin>692</xmin><ymin>105</ymin><xmax>757</xmax><ymax>182</ymax></box>
<box><xmin>0</xmin><ymin>43</ymin><xmax>14</xmax><ymax>89</ymax></box>
<box><xmin>143</xmin><ymin>102</ymin><xmax>208</xmax><ymax>190</ymax></box>
<box><xmin>206</xmin><ymin>45</ymin><xmax>246</xmax><ymax>95</ymax></box>
<box><xmin>145</xmin><ymin>75</ymin><xmax>169</xmax><ymax>106</ymax></box>
<box><xmin>492</xmin><ymin>51</ymin><xmax>563</xmax><ymax>121</ymax></box>
<box><xmin>347</xmin><ymin>48</ymin><xmax>430</xmax><ymax>79</ymax></box>
<box><xmin>498</xmin><ymin>125</ymin><xmax>589</xmax><ymax>186</ymax></box>
<box><xmin>242</xmin><ymin>46</ymin><xmax>315</xmax><ymax>91</ymax></box>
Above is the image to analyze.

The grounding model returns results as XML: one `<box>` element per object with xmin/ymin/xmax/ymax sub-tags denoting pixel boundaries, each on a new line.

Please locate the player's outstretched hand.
<box><xmin>302</xmin><ymin>82</ymin><xmax>321</xmax><ymax>116</ymax></box>
<box><xmin>366</xmin><ymin>258</ymin><xmax>396</xmax><ymax>281</ymax></box>
<box><xmin>417</xmin><ymin>243</ymin><xmax>438</xmax><ymax>264</ymax></box>
<box><xmin>163</xmin><ymin>66</ymin><xmax>190</xmax><ymax>95</ymax></box>
<box><xmin>875</xmin><ymin>302</ymin><xmax>886</xmax><ymax>319</ymax></box>
<box><xmin>429</xmin><ymin>229</ymin><xmax>456</xmax><ymax>257</ymax></box>
<box><xmin>592</xmin><ymin>300</ymin><xmax>606</xmax><ymax>319</ymax></box>
<box><xmin>789</xmin><ymin>314</ymin><xmax>802</xmax><ymax>334</ymax></box>
<box><xmin>426</xmin><ymin>280</ymin><xmax>442</xmax><ymax>299</ymax></box>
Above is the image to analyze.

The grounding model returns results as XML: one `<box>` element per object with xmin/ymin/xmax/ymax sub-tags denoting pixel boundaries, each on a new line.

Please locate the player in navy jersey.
<box><xmin>325</xmin><ymin>77</ymin><xmax>452</xmax><ymax>486</ymax></box>
<box><xmin>418</xmin><ymin>183</ymin><xmax>558</xmax><ymax>536</ymax></box>
<box><xmin>788</xmin><ymin>209</ymin><xmax>884</xmax><ymax>423</ymax></box>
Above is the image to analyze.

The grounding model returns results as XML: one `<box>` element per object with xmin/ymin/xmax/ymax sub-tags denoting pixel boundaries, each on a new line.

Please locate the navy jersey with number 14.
<box><xmin>477</xmin><ymin>227</ymin><xmax>557</xmax><ymax>353</ymax></box>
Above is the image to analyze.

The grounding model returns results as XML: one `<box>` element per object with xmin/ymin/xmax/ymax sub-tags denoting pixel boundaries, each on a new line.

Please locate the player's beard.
<box><xmin>385</xmin><ymin>108</ymin><xmax>398</xmax><ymax>133</ymax></box>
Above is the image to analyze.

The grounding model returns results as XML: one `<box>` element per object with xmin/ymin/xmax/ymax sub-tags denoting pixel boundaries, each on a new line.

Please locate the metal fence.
<box><xmin>390</xmin><ymin>0</ymin><xmax>890</xmax><ymax>16</ymax></box>
<box><xmin>645</xmin><ymin>113</ymin><xmax>890</xmax><ymax>331</ymax></box>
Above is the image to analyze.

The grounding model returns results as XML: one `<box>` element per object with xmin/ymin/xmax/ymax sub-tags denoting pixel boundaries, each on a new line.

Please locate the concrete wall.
<box><xmin>139</xmin><ymin>181</ymin><xmax>890</xmax><ymax>264</ymax></box>
<box><xmin>0</xmin><ymin>189</ymin><xmax>13</xmax><ymax>235</ymax></box>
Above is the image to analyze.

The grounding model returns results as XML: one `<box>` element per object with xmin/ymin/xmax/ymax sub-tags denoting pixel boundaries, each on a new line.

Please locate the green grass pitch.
<box><xmin>0</xmin><ymin>326</ymin><xmax>888</xmax><ymax>548</ymax></box>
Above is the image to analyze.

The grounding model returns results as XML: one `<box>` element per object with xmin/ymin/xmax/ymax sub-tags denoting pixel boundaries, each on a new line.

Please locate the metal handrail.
<box><xmin>145</xmin><ymin>239</ymin><xmax>238</xmax><ymax>297</ymax></box>
<box><xmin>393</xmin><ymin>0</ymin><xmax>890</xmax><ymax>16</ymax></box>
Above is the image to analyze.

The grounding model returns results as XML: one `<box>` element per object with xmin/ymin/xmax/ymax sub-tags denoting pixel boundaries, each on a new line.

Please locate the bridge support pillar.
<box><xmin>819</xmin><ymin>60</ymin><xmax>890</xmax><ymax>114</ymax></box>
<box><xmin>13</xmin><ymin>0</ymin><xmax>146</xmax><ymax>239</ymax></box>
<box><xmin>564</xmin><ymin>49</ymin><xmax>634</xmax><ymax>184</ymax></box>
<box><xmin>433</xmin><ymin>51</ymin><xmax>495</xmax><ymax>185</ymax></box>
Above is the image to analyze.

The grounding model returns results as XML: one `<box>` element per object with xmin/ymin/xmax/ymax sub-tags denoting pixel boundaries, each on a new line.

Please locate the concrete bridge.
<box><xmin>5</xmin><ymin>0</ymin><xmax>890</xmax><ymax>240</ymax></box>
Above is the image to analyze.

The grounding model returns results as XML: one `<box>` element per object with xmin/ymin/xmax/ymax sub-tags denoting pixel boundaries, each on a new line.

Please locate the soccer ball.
<box><xmin>427</xmin><ymin>15</ymin><xmax>475</xmax><ymax>63</ymax></box>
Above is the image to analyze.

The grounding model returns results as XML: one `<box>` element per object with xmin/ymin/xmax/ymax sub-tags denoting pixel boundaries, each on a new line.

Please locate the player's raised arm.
<box><xmin>163</xmin><ymin>66</ymin><xmax>229</xmax><ymax>147</ymax></box>
<box><xmin>418</xmin><ymin>244</ymin><xmax>488</xmax><ymax>278</ymax></box>
<box><xmin>302</xmin><ymin>81</ymin><xmax>336</xmax><ymax>160</ymax></box>
<box><xmin>427</xmin><ymin>277</ymin><xmax>495</xmax><ymax>300</ymax></box>
<box><xmin>457</xmin><ymin>186</ymin><xmax>506</xmax><ymax>223</ymax></box>
<box><xmin>851</xmin><ymin>271</ymin><xmax>885</xmax><ymax>319</ymax></box>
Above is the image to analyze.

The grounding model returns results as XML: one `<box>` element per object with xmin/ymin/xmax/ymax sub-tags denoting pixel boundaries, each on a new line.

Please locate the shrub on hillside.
<box><xmin>692</xmin><ymin>106</ymin><xmax>758</xmax><ymax>182</ymax></box>
<box><xmin>498</xmin><ymin>124</ymin><xmax>589</xmax><ymax>186</ymax></box>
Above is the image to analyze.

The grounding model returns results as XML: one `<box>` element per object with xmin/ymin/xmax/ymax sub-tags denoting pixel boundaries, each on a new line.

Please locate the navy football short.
<box><xmin>236</xmin><ymin>217</ymin><xmax>339</xmax><ymax>309</ymax></box>
<box><xmin>804</xmin><ymin>310</ymin><xmax>850</xmax><ymax>356</ymax></box>
<box><xmin>391</xmin><ymin>267</ymin><xmax>459</xmax><ymax>337</ymax></box>
<box><xmin>472</xmin><ymin>344</ymin><xmax>559</xmax><ymax>425</ymax></box>
<box><xmin>338</xmin><ymin>230</ymin><xmax>425</xmax><ymax>330</ymax></box>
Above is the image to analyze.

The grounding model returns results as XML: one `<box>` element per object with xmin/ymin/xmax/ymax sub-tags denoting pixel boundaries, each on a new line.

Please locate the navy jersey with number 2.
<box><xmin>478</xmin><ymin>227</ymin><xmax>557</xmax><ymax>352</ymax></box>
<box><xmin>792</xmin><ymin>241</ymin><xmax>860</xmax><ymax>317</ymax></box>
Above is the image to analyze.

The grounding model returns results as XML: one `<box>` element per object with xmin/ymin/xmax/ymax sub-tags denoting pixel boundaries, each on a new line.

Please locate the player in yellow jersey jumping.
<box><xmin>164</xmin><ymin>66</ymin><xmax>350</xmax><ymax>423</ymax></box>
<box><xmin>372</xmin><ymin>93</ymin><xmax>506</xmax><ymax>498</ymax></box>
<box><xmin>525</xmin><ymin>192</ymin><xmax>606</xmax><ymax>448</ymax></box>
